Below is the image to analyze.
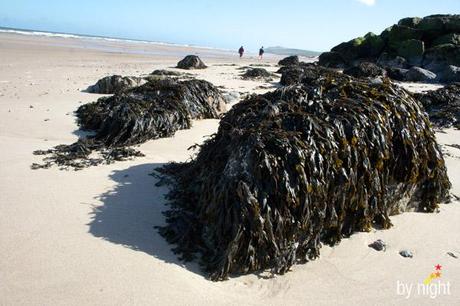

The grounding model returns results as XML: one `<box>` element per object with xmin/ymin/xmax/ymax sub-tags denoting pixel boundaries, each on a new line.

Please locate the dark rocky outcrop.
<box><xmin>32</xmin><ymin>78</ymin><xmax>226</xmax><ymax>169</ymax></box>
<box><xmin>319</xmin><ymin>14</ymin><xmax>460</xmax><ymax>83</ymax></box>
<box><xmin>86</xmin><ymin>75</ymin><xmax>146</xmax><ymax>94</ymax></box>
<box><xmin>177</xmin><ymin>55</ymin><xmax>207</xmax><ymax>70</ymax></box>
<box><xmin>278</xmin><ymin>55</ymin><xmax>300</xmax><ymax>66</ymax></box>
<box><xmin>414</xmin><ymin>83</ymin><xmax>460</xmax><ymax>129</ymax></box>
<box><xmin>156</xmin><ymin>68</ymin><xmax>450</xmax><ymax>280</ymax></box>
<box><xmin>343</xmin><ymin>62</ymin><xmax>387</xmax><ymax>78</ymax></box>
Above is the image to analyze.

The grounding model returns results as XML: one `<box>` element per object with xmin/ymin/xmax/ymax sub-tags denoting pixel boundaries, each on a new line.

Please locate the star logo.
<box><xmin>423</xmin><ymin>264</ymin><xmax>444</xmax><ymax>285</ymax></box>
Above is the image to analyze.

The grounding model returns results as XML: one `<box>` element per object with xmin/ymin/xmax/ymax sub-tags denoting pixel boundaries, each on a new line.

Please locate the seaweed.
<box><xmin>33</xmin><ymin>78</ymin><xmax>226</xmax><ymax>169</ymax></box>
<box><xmin>414</xmin><ymin>83</ymin><xmax>460</xmax><ymax>129</ymax></box>
<box><xmin>156</xmin><ymin>70</ymin><xmax>451</xmax><ymax>281</ymax></box>
<box><xmin>280</xmin><ymin>63</ymin><xmax>350</xmax><ymax>86</ymax></box>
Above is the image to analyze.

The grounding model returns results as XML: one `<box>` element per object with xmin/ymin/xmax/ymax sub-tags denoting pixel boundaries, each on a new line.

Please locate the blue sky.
<box><xmin>0</xmin><ymin>0</ymin><xmax>459</xmax><ymax>52</ymax></box>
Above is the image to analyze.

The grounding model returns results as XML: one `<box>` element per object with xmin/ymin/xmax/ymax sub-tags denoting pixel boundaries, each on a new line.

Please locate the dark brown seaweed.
<box><xmin>32</xmin><ymin>78</ymin><xmax>226</xmax><ymax>169</ymax></box>
<box><xmin>156</xmin><ymin>70</ymin><xmax>451</xmax><ymax>281</ymax></box>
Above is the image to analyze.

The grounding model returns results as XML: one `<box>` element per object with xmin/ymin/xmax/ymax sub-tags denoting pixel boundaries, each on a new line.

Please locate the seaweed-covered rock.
<box><xmin>414</xmin><ymin>83</ymin><xmax>460</xmax><ymax>129</ymax></box>
<box><xmin>406</xmin><ymin>67</ymin><xmax>437</xmax><ymax>82</ymax></box>
<box><xmin>241</xmin><ymin>68</ymin><xmax>275</xmax><ymax>81</ymax></box>
<box><xmin>86</xmin><ymin>75</ymin><xmax>146</xmax><ymax>94</ymax></box>
<box><xmin>33</xmin><ymin>78</ymin><xmax>226</xmax><ymax>169</ymax></box>
<box><xmin>343</xmin><ymin>62</ymin><xmax>387</xmax><ymax>78</ymax></box>
<box><xmin>177</xmin><ymin>55</ymin><xmax>207</xmax><ymax>70</ymax></box>
<box><xmin>278</xmin><ymin>55</ymin><xmax>300</xmax><ymax>66</ymax></box>
<box><xmin>156</xmin><ymin>70</ymin><xmax>450</xmax><ymax>280</ymax></box>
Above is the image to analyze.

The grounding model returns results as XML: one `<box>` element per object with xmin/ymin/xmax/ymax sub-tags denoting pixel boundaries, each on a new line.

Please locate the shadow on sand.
<box><xmin>88</xmin><ymin>163</ymin><xmax>203</xmax><ymax>276</ymax></box>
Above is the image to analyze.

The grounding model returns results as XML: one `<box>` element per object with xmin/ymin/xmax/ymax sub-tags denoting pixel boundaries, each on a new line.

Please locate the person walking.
<box><xmin>238</xmin><ymin>46</ymin><xmax>245</xmax><ymax>58</ymax></box>
<box><xmin>258</xmin><ymin>46</ymin><xmax>265</xmax><ymax>60</ymax></box>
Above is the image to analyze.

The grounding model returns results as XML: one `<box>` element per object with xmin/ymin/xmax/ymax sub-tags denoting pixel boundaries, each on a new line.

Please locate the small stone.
<box><xmin>447</xmin><ymin>252</ymin><xmax>458</xmax><ymax>259</ymax></box>
<box><xmin>399</xmin><ymin>250</ymin><xmax>413</xmax><ymax>258</ymax></box>
<box><xmin>29</xmin><ymin>105</ymin><xmax>34</xmax><ymax>108</ymax></box>
<box><xmin>369</xmin><ymin>239</ymin><xmax>386</xmax><ymax>251</ymax></box>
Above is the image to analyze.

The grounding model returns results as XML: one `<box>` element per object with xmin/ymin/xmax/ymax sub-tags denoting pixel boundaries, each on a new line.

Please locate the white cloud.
<box><xmin>355</xmin><ymin>0</ymin><xmax>376</xmax><ymax>6</ymax></box>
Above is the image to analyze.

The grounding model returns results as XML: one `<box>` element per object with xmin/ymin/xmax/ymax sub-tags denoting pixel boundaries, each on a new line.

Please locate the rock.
<box><xmin>398</xmin><ymin>17</ymin><xmax>422</xmax><ymax>28</ymax></box>
<box><xmin>438</xmin><ymin>65</ymin><xmax>460</xmax><ymax>83</ymax></box>
<box><xmin>423</xmin><ymin>44</ymin><xmax>460</xmax><ymax>69</ymax></box>
<box><xmin>432</xmin><ymin>33</ymin><xmax>460</xmax><ymax>47</ymax></box>
<box><xmin>155</xmin><ymin>68</ymin><xmax>450</xmax><ymax>280</ymax></box>
<box><xmin>222</xmin><ymin>91</ymin><xmax>241</xmax><ymax>104</ymax></box>
<box><xmin>318</xmin><ymin>51</ymin><xmax>347</xmax><ymax>68</ymax></box>
<box><xmin>241</xmin><ymin>68</ymin><xmax>274</xmax><ymax>81</ymax></box>
<box><xmin>328</xmin><ymin>33</ymin><xmax>384</xmax><ymax>64</ymax></box>
<box><xmin>318</xmin><ymin>52</ymin><xmax>348</xmax><ymax>68</ymax></box>
<box><xmin>177</xmin><ymin>55</ymin><xmax>207</xmax><ymax>70</ymax></box>
<box><xmin>397</xmin><ymin>39</ymin><xmax>424</xmax><ymax>66</ymax></box>
<box><xmin>86</xmin><ymin>75</ymin><xmax>146</xmax><ymax>94</ymax></box>
<box><xmin>377</xmin><ymin>53</ymin><xmax>408</xmax><ymax>69</ymax></box>
<box><xmin>369</xmin><ymin>240</ymin><xmax>387</xmax><ymax>252</ymax></box>
<box><xmin>343</xmin><ymin>62</ymin><xmax>387</xmax><ymax>78</ymax></box>
<box><xmin>33</xmin><ymin>78</ymin><xmax>226</xmax><ymax>169</ymax></box>
<box><xmin>416</xmin><ymin>15</ymin><xmax>447</xmax><ymax>36</ymax></box>
<box><xmin>319</xmin><ymin>14</ymin><xmax>460</xmax><ymax>83</ymax></box>
<box><xmin>150</xmin><ymin>69</ymin><xmax>183</xmax><ymax>76</ymax></box>
<box><xmin>414</xmin><ymin>83</ymin><xmax>460</xmax><ymax>129</ymax></box>
<box><xmin>386</xmin><ymin>67</ymin><xmax>409</xmax><ymax>81</ymax></box>
<box><xmin>387</xmin><ymin>25</ymin><xmax>423</xmax><ymax>50</ymax></box>
<box><xmin>405</xmin><ymin>67</ymin><xmax>437</xmax><ymax>82</ymax></box>
<box><xmin>399</xmin><ymin>250</ymin><xmax>413</xmax><ymax>258</ymax></box>
<box><xmin>278</xmin><ymin>55</ymin><xmax>299</xmax><ymax>66</ymax></box>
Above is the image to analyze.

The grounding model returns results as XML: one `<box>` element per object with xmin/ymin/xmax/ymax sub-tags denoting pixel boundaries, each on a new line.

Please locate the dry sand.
<box><xmin>0</xmin><ymin>33</ymin><xmax>459</xmax><ymax>305</ymax></box>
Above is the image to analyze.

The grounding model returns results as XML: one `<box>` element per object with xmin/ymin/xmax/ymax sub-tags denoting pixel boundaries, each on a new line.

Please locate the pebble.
<box><xmin>399</xmin><ymin>250</ymin><xmax>413</xmax><ymax>258</ymax></box>
<box><xmin>368</xmin><ymin>239</ymin><xmax>386</xmax><ymax>251</ymax></box>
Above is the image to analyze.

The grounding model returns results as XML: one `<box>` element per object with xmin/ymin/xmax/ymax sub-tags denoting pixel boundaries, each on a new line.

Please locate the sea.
<box><xmin>0</xmin><ymin>26</ymin><xmax>234</xmax><ymax>57</ymax></box>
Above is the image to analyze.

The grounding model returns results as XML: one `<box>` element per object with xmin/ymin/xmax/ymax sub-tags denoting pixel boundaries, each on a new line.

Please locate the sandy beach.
<box><xmin>0</xmin><ymin>32</ymin><xmax>459</xmax><ymax>305</ymax></box>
